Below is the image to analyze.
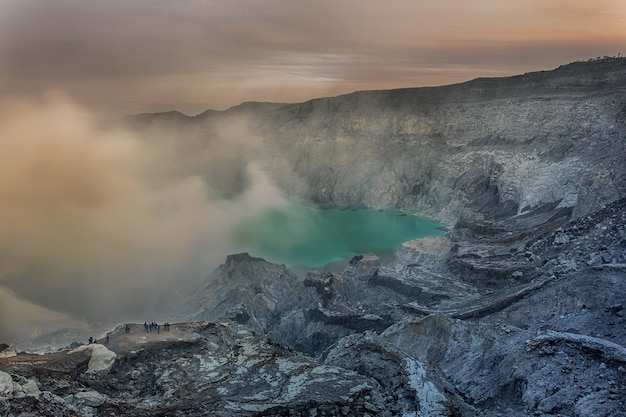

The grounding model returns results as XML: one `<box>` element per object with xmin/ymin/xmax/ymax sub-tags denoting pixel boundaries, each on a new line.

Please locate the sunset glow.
<box><xmin>0</xmin><ymin>1</ymin><xmax>624</xmax><ymax>117</ymax></box>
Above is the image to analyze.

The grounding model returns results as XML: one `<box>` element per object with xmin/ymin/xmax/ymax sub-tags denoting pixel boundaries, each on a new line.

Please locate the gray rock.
<box><xmin>68</xmin><ymin>344</ymin><xmax>116</xmax><ymax>374</ymax></box>
<box><xmin>553</xmin><ymin>232</ymin><xmax>571</xmax><ymax>245</ymax></box>
<box><xmin>73</xmin><ymin>390</ymin><xmax>107</xmax><ymax>407</ymax></box>
<box><xmin>324</xmin><ymin>331</ymin><xmax>475</xmax><ymax>416</ymax></box>
<box><xmin>1</xmin><ymin>322</ymin><xmax>387</xmax><ymax>416</ymax></box>
<box><xmin>128</xmin><ymin>58</ymin><xmax>626</xmax><ymax>225</ymax></box>
<box><xmin>0</xmin><ymin>370</ymin><xmax>13</xmax><ymax>396</ymax></box>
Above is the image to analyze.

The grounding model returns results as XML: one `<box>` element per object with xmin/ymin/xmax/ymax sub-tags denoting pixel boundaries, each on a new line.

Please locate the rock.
<box><xmin>537</xmin><ymin>394</ymin><xmax>561</xmax><ymax>413</ymax></box>
<box><xmin>19</xmin><ymin>378</ymin><xmax>41</xmax><ymax>398</ymax></box>
<box><xmin>343</xmin><ymin>255</ymin><xmax>382</xmax><ymax>283</ymax></box>
<box><xmin>553</xmin><ymin>233</ymin><xmax>571</xmax><ymax>245</ymax></box>
<box><xmin>187</xmin><ymin>252</ymin><xmax>300</xmax><ymax>336</ymax></box>
<box><xmin>68</xmin><ymin>343</ymin><xmax>117</xmax><ymax>373</ymax></box>
<box><xmin>528</xmin><ymin>330</ymin><xmax>626</xmax><ymax>364</ymax></box>
<box><xmin>0</xmin><ymin>370</ymin><xmax>13</xmax><ymax>396</ymax></box>
<box><xmin>394</xmin><ymin>236</ymin><xmax>454</xmax><ymax>266</ymax></box>
<box><xmin>0</xmin><ymin>344</ymin><xmax>16</xmax><ymax>358</ymax></box>
<box><xmin>2</xmin><ymin>322</ymin><xmax>389</xmax><ymax>416</ymax></box>
<box><xmin>73</xmin><ymin>390</ymin><xmax>107</xmax><ymax>407</ymax></box>
<box><xmin>324</xmin><ymin>332</ymin><xmax>471</xmax><ymax>416</ymax></box>
<box><xmin>574</xmin><ymin>391</ymin><xmax>615</xmax><ymax>417</ymax></box>
<box><xmin>6</xmin><ymin>374</ymin><xmax>41</xmax><ymax>399</ymax></box>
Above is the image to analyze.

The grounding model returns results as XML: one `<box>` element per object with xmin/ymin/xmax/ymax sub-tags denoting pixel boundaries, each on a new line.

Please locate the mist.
<box><xmin>0</xmin><ymin>93</ymin><xmax>286</xmax><ymax>343</ymax></box>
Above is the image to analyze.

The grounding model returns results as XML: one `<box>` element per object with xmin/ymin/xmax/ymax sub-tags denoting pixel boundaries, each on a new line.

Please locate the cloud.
<box><xmin>0</xmin><ymin>285</ymin><xmax>88</xmax><ymax>344</ymax></box>
<box><xmin>0</xmin><ymin>93</ymin><xmax>285</xmax><ymax>342</ymax></box>
<box><xmin>0</xmin><ymin>0</ymin><xmax>623</xmax><ymax>117</ymax></box>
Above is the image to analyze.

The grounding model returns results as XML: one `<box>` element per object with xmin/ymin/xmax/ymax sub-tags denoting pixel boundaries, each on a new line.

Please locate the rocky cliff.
<box><xmin>130</xmin><ymin>57</ymin><xmax>626</xmax><ymax>225</ymax></box>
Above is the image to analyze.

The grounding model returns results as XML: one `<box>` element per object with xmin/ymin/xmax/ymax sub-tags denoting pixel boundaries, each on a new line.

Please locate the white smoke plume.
<box><xmin>0</xmin><ymin>93</ymin><xmax>285</xmax><ymax>343</ymax></box>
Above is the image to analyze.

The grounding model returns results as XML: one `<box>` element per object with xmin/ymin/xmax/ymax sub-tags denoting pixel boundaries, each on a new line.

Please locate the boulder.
<box><xmin>68</xmin><ymin>344</ymin><xmax>116</xmax><ymax>373</ymax></box>
<box><xmin>0</xmin><ymin>370</ymin><xmax>13</xmax><ymax>396</ymax></box>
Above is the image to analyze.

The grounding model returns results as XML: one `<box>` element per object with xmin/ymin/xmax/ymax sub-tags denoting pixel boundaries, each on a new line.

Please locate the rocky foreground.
<box><xmin>2</xmin><ymin>59</ymin><xmax>625</xmax><ymax>416</ymax></box>
<box><xmin>1</xmin><ymin>196</ymin><xmax>624</xmax><ymax>416</ymax></box>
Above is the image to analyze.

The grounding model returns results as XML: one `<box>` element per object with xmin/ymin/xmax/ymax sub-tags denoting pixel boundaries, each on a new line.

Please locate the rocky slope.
<box><xmin>182</xmin><ymin>197</ymin><xmax>626</xmax><ymax>416</ymax></box>
<box><xmin>2</xmin><ymin>195</ymin><xmax>624</xmax><ymax>416</ymax></box>
<box><xmin>0</xmin><ymin>322</ymin><xmax>391</xmax><ymax>416</ymax></box>
<box><xmin>2</xmin><ymin>59</ymin><xmax>625</xmax><ymax>416</ymax></box>
<box><xmin>129</xmin><ymin>57</ymin><xmax>626</xmax><ymax>225</ymax></box>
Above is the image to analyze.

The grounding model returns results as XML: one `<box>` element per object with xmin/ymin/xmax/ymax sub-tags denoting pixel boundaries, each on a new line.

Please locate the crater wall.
<box><xmin>130</xmin><ymin>58</ymin><xmax>626</xmax><ymax>226</ymax></box>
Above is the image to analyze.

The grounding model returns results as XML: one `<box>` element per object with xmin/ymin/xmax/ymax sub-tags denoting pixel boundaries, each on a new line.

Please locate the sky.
<box><xmin>1</xmin><ymin>0</ymin><xmax>624</xmax><ymax>118</ymax></box>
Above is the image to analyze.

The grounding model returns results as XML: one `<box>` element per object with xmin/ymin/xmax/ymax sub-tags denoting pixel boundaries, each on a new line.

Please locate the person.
<box><xmin>125</xmin><ymin>324</ymin><xmax>130</xmax><ymax>334</ymax></box>
<box><xmin>105</xmin><ymin>333</ymin><xmax>110</xmax><ymax>344</ymax></box>
<box><xmin>88</xmin><ymin>336</ymin><xmax>93</xmax><ymax>344</ymax></box>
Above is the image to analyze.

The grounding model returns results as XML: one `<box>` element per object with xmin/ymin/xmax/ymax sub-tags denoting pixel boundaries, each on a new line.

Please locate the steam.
<box><xmin>0</xmin><ymin>93</ymin><xmax>285</xmax><ymax>343</ymax></box>
<box><xmin>0</xmin><ymin>285</ymin><xmax>88</xmax><ymax>343</ymax></box>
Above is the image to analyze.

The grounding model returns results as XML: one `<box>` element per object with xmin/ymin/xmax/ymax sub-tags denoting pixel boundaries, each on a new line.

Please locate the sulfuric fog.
<box><xmin>0</xmin><ymin>93</ymin><xmax>286</xmax><ymax>344</ymax></box>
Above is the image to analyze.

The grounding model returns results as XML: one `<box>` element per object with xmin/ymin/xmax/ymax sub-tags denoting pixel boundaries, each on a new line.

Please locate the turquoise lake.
<box><xmin>234</xmin><ymin>203</ymin><xmax>445</xmax><ymax>268</ymax></box>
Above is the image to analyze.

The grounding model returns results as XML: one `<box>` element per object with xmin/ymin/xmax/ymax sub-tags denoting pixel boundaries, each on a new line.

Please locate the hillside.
<box><xmin>130</xmin><ymin>57</ymin><xmax>626</xmax><ymax>224</ymax></box>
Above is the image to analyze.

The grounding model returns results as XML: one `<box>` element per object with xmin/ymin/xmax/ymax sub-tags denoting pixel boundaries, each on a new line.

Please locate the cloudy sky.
<box><xmin>1</xmin><ymin>0</ymin><xmax>624</xmax><ymax>117</ymax></box>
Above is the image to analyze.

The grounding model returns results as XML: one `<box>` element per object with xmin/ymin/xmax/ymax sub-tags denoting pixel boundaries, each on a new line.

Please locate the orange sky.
<box><xmin>0</xmin><ymin>0</ymin><xmax>624</xmax><ymax>118</ymax></box>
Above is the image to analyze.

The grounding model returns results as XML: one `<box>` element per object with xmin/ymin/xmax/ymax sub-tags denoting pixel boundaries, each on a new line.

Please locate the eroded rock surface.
<box><xmin>188</xmin><ymin>197</ymin><xmax>626</xmax><ymax>416</ymax></box>
<box><xmin>0</xmin><ymin>322</ymin><xmax>387</xmax><ymax>416</ymax></box>
<box><xmin>129</xmin><ymin>58</ymin><xmax>626</xmax><ymax>225</ymax></box>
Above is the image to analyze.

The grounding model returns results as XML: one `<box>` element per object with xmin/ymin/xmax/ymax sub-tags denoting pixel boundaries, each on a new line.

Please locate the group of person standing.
<box><xmin>85</xmin><ymin>322</ymin><xmax>174</xmax><ymax>346</ymax></box>
<box><xmin>143</xmin><ymin>321</ymin><xmax>172</xmax><ymax>334</ymax></box>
